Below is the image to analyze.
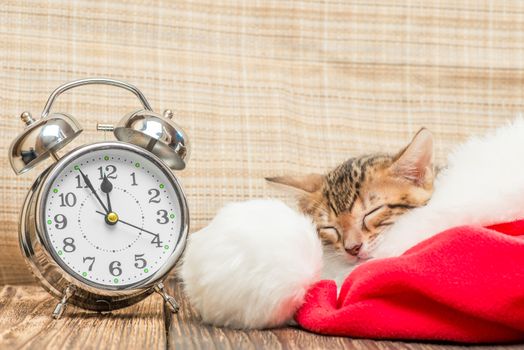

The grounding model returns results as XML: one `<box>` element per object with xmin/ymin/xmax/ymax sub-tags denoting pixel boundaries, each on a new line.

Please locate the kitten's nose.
<box><xmin>345</xmin><ymin>243</ymin><xmax>363</xmax><ymax>256</ymax></box>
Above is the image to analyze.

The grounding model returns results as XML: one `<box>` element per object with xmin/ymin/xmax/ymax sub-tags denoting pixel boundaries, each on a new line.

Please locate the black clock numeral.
<box><xmin>148</xmin><ymin>189</ymin><xmax>161</xmax><ymax>203</ymax></box>
<box><xmin>156</xmin><ymin>209</ymin><xmax>169</xmax><ymax>224</ymax></box>
<box><xmin>151</xmin><ymin>234</ymin><xmax>163</xmax><ymax>248</ymax></box>
<box><xmin>109</xmin><ymin>261</ymin><xmax>122</xmax><ymax>276</ymax></box>
<box><xmin>98</xmin><ymin>165</ymin><xmax>117</xmax><ymax>180</ymax></box>
<box><xmin>130</xmin><ymin>172</ymin><xmax>138</xmax><ymax>186</ymax></box>
<box><xmin>83</xmin><ymin>257</ymin><xmax>95</xmax><ymax>271</ymax></box>
<box><xmin>75</xmin><ymin>174</ymin><xmax>89</xmax><ymax>189</ymax></box>
<box><xmin>59</xmin><ymin>192</ymin><xmax>77</xmax><ymax>207</ymax></box>
<box><xmin>134</xmin><ymin>254</ymin><xmax>147</xmax><ymax>269</ymax></box>
<box><xmin>63</xmin><ymin>237</ymin><xmax>75</xmax><ymax>253</ymax></box>
<box><xmin>54</xmin><ymin>214</ymin><xmax>67</xmax><ymax>229</ymax></box>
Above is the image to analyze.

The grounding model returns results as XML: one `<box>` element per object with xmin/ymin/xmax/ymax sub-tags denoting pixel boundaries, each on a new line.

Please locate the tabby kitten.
<box><xmin>267</xmin><ymin>128</ymin><xmax>435</xmax><ymax>283</ymax></box>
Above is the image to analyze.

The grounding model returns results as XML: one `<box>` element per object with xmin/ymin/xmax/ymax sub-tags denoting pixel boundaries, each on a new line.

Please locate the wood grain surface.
<box><xmin>3</xmin><ymin>0</ymin><xmax>524</xmax><ymax>284</ymax></box>
<box><xmin>164</xmin><ymin>278</ymin><xmax>524</xmax><ymax>350</ymax></box>
<box><xmin>1</xmin><ymin>282</ymin><xmax>523</xmax><ymax>349</ymax></box>
<box><xmin>0</xmin><ymin>285</ymin><xmax>166</xmax><ymax>350</ymax></box>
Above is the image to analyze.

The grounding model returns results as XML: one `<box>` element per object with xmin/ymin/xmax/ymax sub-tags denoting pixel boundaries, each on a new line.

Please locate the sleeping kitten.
<box><xmin>267</xmin><ymin>128</ymin><xmax>435</xmax><ymax>284</ymax></box>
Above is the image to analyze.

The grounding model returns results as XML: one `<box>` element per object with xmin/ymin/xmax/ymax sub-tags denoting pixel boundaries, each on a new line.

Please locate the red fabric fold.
<box><xmin>295</xmin><ymin>220</ymin><xmax>524</xmax><ymax>343</ymax></box>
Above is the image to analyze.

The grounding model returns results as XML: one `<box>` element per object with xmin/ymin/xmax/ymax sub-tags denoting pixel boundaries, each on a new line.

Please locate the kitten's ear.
<box><xmin>391</xmin><ymin>128</ymin><xmax>434</xmax><ymax>185</ymax></box>
<box><xmin>265</xmin><ymin>174</ymin><xmax>323</xmax><ymax>193</ymax></box>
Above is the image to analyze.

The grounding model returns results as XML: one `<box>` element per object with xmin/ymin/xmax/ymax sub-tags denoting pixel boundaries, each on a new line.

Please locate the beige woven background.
<box><xmin>1</xmin><ymin>0</ymin><xmax>523</xmax><ymax>284</ymax></box>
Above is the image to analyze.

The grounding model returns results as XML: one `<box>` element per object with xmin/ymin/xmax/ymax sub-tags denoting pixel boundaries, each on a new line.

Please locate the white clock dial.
<box><xmin>42</xmin><ymin>146</ymin><xmax>184</xmax><ymax>288</ymax></box>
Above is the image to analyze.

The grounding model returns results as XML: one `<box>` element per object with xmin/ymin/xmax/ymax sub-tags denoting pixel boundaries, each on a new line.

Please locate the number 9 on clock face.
<box><xmin>39</xmin><ymin>143</ymin><xmax>187</xmax><ymax>289</ymax></box>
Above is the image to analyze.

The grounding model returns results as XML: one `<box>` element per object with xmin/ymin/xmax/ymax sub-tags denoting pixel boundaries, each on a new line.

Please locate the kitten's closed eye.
<box><xmin>318</xmin><ymin>226</ymin><xmax>341</xmax><ymax>243</ymax></box>
<box><xmin>362</xmin><ymin>205</ymin><xmax>384</xmax><ymax>231</ymax></box>
<box><xmin>363</xmin><ymin>204</ymin><xmax>413</xmax><ymax>232</ymax></box>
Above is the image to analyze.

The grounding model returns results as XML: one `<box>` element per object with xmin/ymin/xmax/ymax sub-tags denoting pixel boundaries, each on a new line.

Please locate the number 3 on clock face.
<box><xmin>41</xmin><ymin>144</ymin><xmax>186</xmax><ymax>289</ymax></box>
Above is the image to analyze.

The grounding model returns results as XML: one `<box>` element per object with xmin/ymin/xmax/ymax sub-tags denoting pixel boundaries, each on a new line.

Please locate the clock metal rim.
<box><xmin>23</xmin><ymin>141</ymin><xmax>188</xmax><ymax>305</ymax></box>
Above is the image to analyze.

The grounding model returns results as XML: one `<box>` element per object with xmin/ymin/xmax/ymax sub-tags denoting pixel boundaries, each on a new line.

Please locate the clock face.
<box><xmin>41</xmin><ymin>144</ymin><xmax>186</xmax><ymax>289</ymax></box>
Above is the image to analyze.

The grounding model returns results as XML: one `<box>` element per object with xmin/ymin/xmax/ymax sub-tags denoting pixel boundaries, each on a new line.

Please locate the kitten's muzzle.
<box><xmin>345</xmin><ymin>243</ymin><xmax>363</xmax><ymax>256</ymax></box>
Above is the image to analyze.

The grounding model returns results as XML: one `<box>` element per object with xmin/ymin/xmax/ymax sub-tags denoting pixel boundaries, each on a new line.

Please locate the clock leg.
<box><xmin>154</xmin><ymin>282</ymin><xmax>179</xmax><ymax>313</ymax></box>
<box><xmin>52</xmin><ymin>285</ymin><xmax>76</xmax><ymax>319</ymax></box>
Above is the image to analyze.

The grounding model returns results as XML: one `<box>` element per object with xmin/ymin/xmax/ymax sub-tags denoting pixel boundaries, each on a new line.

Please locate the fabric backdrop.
<box><xmin>1</xmin><ymin>0</ymin><xmax>523</xmax><ymax>284</ymax></box>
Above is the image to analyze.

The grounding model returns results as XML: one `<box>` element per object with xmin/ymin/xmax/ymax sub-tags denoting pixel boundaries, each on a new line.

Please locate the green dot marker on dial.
<box><xmin>53</xmin><ymin>188</ymin><xmax>58</xmax><ymax>193</ymax></box>
<box><xmin>144</xmin><ymin>268</ymin><xmax>149</xmax><ymax>273</ymax></box>
<box><xmin>82</xmin><ymin>272</ymin><xmax>87</xmax><ymax>277</ymax></box>
<box><xmin>104</xmin><ymin>156</ymin><xmax>109</xmax><ymax>161</ymax></box>
<box><xmin>135</xmin><ymin>162</ymin><xmax>140</xmax><ymax>167</ymax></box>
<box><xmin>113</xmin><ymin>278</ymin><xmax>119</xmax><ymax>283</ymax></box>
<box><xmin>47</xmin><ymin>219</ymin><xmax>52</xmax><ymax>225</ymax></box>
<box><xmin>74</xmin><ymin>165</ymin><xmax>79</xmax><ymax>170</ymax></box>
<box><xmin>164</xmin><ymin>245</ymin><xmax>169</xmax><ymax>250</ymax></box>
<box><xmin>159</xmin><ymin>184</ymin><xmax>165</xmax><ymax>189</ymax></box>
<box><xmin>169</xmin><ymin>213</ymin><xmax>175</xmax><ymax>219</ymax></box>
<box><xmin>58</xmin><ymin>250</ymin><xmax>63</xmax><ymax>255</ymax></box>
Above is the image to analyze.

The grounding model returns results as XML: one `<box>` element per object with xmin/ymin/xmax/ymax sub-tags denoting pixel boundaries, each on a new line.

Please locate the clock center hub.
<box><xmin>105</xmin><ymin>212</ymin><xmax>119</xmax><ymax>225</ymax></box>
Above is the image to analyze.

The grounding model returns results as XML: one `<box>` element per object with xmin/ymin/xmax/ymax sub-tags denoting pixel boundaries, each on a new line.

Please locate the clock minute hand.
<box><xmin>94</xmin><ymin>211</ymin><xmax>160</xmax><ymax>238</ymax></box>
<box><xmin>79</xmin><ymin>169</ymin><xmax>109</xmax><ymax>214</ymax></box>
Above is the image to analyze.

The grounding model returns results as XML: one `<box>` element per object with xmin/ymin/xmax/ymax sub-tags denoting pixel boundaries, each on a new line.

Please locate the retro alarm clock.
<box><xmin>8</xmin><ymin>78</ymin><xmax>190</xmax><ymax>319</ymax></box>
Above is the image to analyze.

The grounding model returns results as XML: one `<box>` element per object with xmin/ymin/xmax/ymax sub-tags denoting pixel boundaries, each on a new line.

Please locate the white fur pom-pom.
<box><xmin>180</xmin><ymin>199</ymin><xmax>322</xmax><ymax>329</ymax></box>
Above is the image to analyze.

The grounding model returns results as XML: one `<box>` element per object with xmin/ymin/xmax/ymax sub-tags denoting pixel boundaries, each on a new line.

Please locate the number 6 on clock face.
<box><xmin>40</xmin><ymin>143</ymin><xmax>187</xmax><ymax>289</ymax></box>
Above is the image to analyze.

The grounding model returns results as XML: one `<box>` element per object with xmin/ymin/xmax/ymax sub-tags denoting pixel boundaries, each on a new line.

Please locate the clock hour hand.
<box><xmin>100</xmin><ymin>174</ymin><xmax>113</xmax><ymax>213</ymax></box>
<box><xmin>95</xmin><ymin>211</ymin><xmax>161</xmax><ymax>239</ymax></box>
<box><xmin>79</xmin><ymin>169</ymin><xmax>109</xmax><ymax>214</ymax></box>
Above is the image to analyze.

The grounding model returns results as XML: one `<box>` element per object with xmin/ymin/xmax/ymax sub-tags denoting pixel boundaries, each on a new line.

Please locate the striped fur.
<box><xmin>267</xmin><ymin>128</ymin><xmax>435</xmax><ymax>264</ymax></box>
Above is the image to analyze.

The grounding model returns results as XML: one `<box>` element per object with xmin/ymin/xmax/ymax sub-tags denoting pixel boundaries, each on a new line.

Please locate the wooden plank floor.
<box><xmin>1</xmin><ymin>281</ymin><xmax>524</xmax><ymax>350</ymax></box>
<box><xmin>164</xmin><ymin>279</ymin><xmax>524</xmax><ymax>350</ymax></box>
<box><xmin>0</xmin><ymin>284</ymin><xmax>166</xmax><ymax>349</ymax></box>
